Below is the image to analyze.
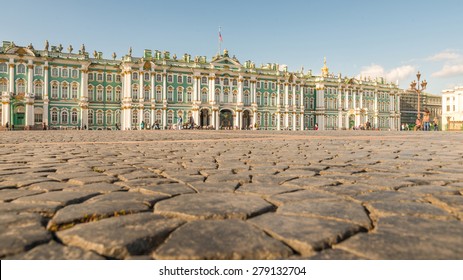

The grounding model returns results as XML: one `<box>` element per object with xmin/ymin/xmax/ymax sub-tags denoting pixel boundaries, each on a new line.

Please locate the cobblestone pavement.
<box><xmin>1</xmin><ymin>130</ymin><xmax>463</xmax><ymax>260</ymax></box>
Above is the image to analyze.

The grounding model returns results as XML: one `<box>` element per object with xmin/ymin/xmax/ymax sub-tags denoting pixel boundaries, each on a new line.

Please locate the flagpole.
<box><xmin>218</xmin><ymin>26</ymin><xmax>221</xmax><ymax>55</ymax></box>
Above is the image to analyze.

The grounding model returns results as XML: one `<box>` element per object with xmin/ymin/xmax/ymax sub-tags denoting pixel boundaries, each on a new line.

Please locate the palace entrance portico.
<box><xmin>199</xmin><ymin>108</ymin><xmax>210</xmax><ymax>128</ymax></box>
<box><xmin>220</xmin><ymin>109</ymin><xmax>234</xmax><ymax>129</ymax></box>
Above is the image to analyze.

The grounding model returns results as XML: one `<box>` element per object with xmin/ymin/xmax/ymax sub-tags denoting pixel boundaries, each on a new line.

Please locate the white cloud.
<box><xmin>432</xmin><ymin>64</ymin><xmax>463</xmax><ymax>78</ymax></box>
<box><xmin>427</xmin><ymin>50</ymin><xmax>461</xmax><ymax>61</ymax></box>
<box><xmin>358</xmin><ymin>64</ymin><xmax>416</xmax><ymax>84</ymax></box>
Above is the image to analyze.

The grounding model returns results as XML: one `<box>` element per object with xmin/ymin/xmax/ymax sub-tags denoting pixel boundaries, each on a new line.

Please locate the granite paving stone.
<box><xmin>12</xmin><ymin>191</ymin><xmax>100</xmax><ymax>206</ymax></box>
<box><xmin>0</xmin><ymin>189</ymin><xmax>45</xmax><ymax>202</ymax></box>
<box><xmin>57</xmin><ymin>213</ymin><xmax>184</xmax><ymax>259</ymax></box>
<box><xmin>249</xmin><ymin>213</ymin><xmax>363</xmax><ymax>256</ymax></box>
<box><xmin>5</xmin><ymin>241</ymin><xmax>105</xmax><ymax>260</ymax></box>
<box><xmin>153</xmin><ymin>220</ymin><xmax>293</xmax><ymax>260</ymax></box>
<box><xmin>154</xmin><ymin>193</ymin><xmax>274</xmax><ymax>220</ymax></box>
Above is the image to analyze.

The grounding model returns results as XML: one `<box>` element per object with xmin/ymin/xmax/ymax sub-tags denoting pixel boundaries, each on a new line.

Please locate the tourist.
<box><xmin>423</xmin><ymin>108</ymin><xmax>430</xmax><ymax>131</ymax></box>
<box><xmin>178</xmin><ymin>116</ymin><xmax>183</xmax><ymax>130</ymax></box>
<box><xmin>6</xmin><ymin>122</ymin><xmax>9</xmax><ymax>131</ymax></box>
<box><xmin>140</xmin><ymin>121</ymin><xmax>145</xmax><ymax>130</ymax></box>
<box><xmin>433</xmin><ymin>116</ymin><xmax>439</xmax><ymax>131</ymax></box>
<box><xmin>414</xmin><ymin>117</ymin><xmax>421</xmax><ymax>131</ymax></box>
<box><xmin>314</xmin><ymin>123</ymin><xmax>319</xmax><ymax>130</ymax></box>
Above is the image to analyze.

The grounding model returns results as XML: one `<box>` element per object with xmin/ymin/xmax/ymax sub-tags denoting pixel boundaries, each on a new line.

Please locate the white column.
<box><xmin>43</xmin><ymin>64</ymin><xmax>49</xmax><ymax>125</ymax></box>
<box><xmin>300</xmin><ymin>113</ymin><xmax>304</xmax><ymax>131</ymax></box>
<box><xmin>8</xmin><ymin>61</ymin><xmax>14</xmax><ymax>93</ymax></box>
<box><xmin>251</xmin><ymin>80</ymin><xmax>256</xmax><ymax>104</ymax></box>
<box><xmin>253</xmin><ymin>110</ymin><xmax>257</xmax><ymax>130</ymax></box>
<box><xmin>25</xmin><ymin>64</ymin><xmax>34</xmax><ymax>127</ymax></box>
<box><xmin>1</xmin><ymin>98</ymin><xmax>10</xmax><ymax>126</ymax></box>
<box><xmin>80</xmin><ymin>69</ymin><xmax>89</xmax><ymax>129</ymax></box>
<box><xmin>374</xmin><ymin>91</ymin><xmax>378</xmax><ymax>128</ymax></box>
<box><xmin>139</xmin><ymin>70</ymin><xmax>144</xmax><ymax>101</ymax></box>
<box><xmin>211</xmin><ymin>109</ymin><xmax>216</xmax><ymax>129</ymax></box>
<box><xmin>193</xmin><ymin>76</ymin><xmax>198</xmax><ymax>103</ymax></box>
<box><xmin>27</xmin><ymin>62</ymin><xmax>33</xmax><ymax>94</ymax></box>
<box><xmin>315</xmin><ymin>86</ymin><xmax>325</xmax><ymax>130</ymax></box>
<box><xmin>209</xmin><ymin>76</ymin><xmax>215</xmax><ymax>103</ymax></box>
<box><xmin>162</xmin><ymin>108</ymin><xmax>167</xmax><ymax>129</ymax></box>
<box><xmin>237</xmin><ymin>76</ymin><xmax>243</xmax><ymax>105</ymax></box>
<box><xmin>338</xmin><ymin>88</ymin><xmax>343</xmax><ymax>130</ymax></box>
<box><xmin>215</xmin><ymin>110</ymin><xmax>219</xmax><ymax>130</ymax></box>
<box><xmin>162</xmin><ymin>73</ymin><xmax>167</xmax><ymax>101</ymax></box>
<box><xmin>284</xmin><ymin>83</ymin><xmax>289</xmax><ymax>128</ymax></box>
<box><xmin>150</xmin><ymin>73</ymin><xmax>155</xmax><ymax>127</ymax></box>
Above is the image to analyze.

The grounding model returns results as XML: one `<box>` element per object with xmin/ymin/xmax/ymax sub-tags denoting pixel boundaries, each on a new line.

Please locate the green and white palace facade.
<box><xmin>0</xmin><ymin>41</ymin><xmax>401</xmax><ymax>131</ymax></box>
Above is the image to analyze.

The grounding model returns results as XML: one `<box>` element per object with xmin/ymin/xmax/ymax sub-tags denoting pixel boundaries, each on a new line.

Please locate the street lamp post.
<box><xmin>409</xmin><ymin>71</ymin><xmax>427</xmax><ymax>121</ymax></box>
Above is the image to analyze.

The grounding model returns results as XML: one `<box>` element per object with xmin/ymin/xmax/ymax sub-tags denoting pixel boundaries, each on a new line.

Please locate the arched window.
<box><xmin>132</xmin><ymin>84</ymin><xmax>138</xmax><ymax>100</ymax></box>
<box><xmin>271</xmin><ymin>94</ymin><xmax>276</xmax><ymax>106</ymax></box>
<box><xmin>177</xmin><ymin>87</ymin><xmax>184</xmax><ymax>103</ymax></box>
<box><xmin>144</xmin><ymin>73</ymin><xmax>150</xmax><ymax>81</ymax></box>
<box><xmin>61</xmin><ymin>110</ymin><xmax>68</xmax><ymax>124</ymax></box>
<box><xmin>224</xmin><ymin>89</ymin><xmax>229</xmax><ymax>103</ymax></box>
<box><xmin>132</xmin><ymin>109</ymin><xmax>138</xmax><ymax>126</ymax></box>
<box><xmin>156</xmin><ymin>110</ymin><xmax>162</xmax><ymax>123</ymax></box>
<box><xmin>0</xmin><ymin>63</ymin><xmax>7</xmax><ymax>73</ymax></box>
<box><xmin>156</xmin><ymin>86</ymin><xmax>162</xmax><ymax>101</ymax></box>
<box><xmin>71</xmin><ymin>83</ymin><xmax>79</xmax><ymax>99</ymax></box>
<box><xmin>167</xmin><ymin>110</ymin><xmax>173</xmax><ymax>125</ymax></box>
<box><xmin>167</xmin><ymin>86</ymin><xmax>173</xmax><ymax>102</ymax></box>
<box><xmin>71</xmin><ymin>109</ymin><xmax>78</xmax><ymax>124</ymax></box>
<box><xmin>289</xmin><ymin>94</ymin><xmax>293</xmax><ymax>106</ymax></box>
<box><xmin>34</xmin><ymin>107</ymin><xmax>43</xmax><ymax>124</ymax></box>
<box><xmin>201</xmin><ymin>76</ymin><xmax>207</xmax><ymax>84</ymax></box>
<box><xmin>115</xmin><ymin>110</ymin><xmax>121</xmax><ymax>125</ymax></box>
<box><xmin>34</xmin><ymin>81</ymin><xmax>43</xmax><ymax>98</ymax></box>
<box><xmin>96</xmin><ymin>110</ymin><xmax>103</xmax><ymax>125</ymax></box>
<box><xmin>0</xmin><ymin>78</ymin><xmax>7</xmax><ymax>92</ymax></box>
<box><xmin>215</xmin><ymin>89</ymin><xmax>220</xmax><ymax>102</ymax></box>
<box><xmin>232</xmin><ymin>90</ymin><xmax>237</xmax><ymax>103</ymax></box>
<box><xmin>106</xmin><ymin>86</ymin><xmax>113</xmax><ymax>102</ymax></box>
<box><xmin>132</xmin><ymin>72</ymin><xmax>138</xmax><ymax>80</ymax></box>
<box><xmin>96</xmin><ymin>86</ymin><xmax>103</xmax><ymax>101</ymax></box>
<box><xmin>279</xmin><ymin>94</ymin><xmax>284</xmax><ymax>106</ymax></box>
<box><xmin>202</xmin><ymin>88</ymin><xmax>208</xmax><ymax>103</ymax></box>
<box><xmin>51</xmin><ymin>108</ymin><xmax>58</xmax><ymax>124</ymax></box>
<box><xmin>144</xmin><ymin>111</ymin><xmax>150</xmax><ymax>126</ymax></box>
<box><xmin>187</xmin><ymin>87</ymin><xmax>192</xmax><ymax>102</ymax></box>
<box><xmin>61</xmin><ymin>82</ymin><xmax>69</xmax><ymax>99</ymax></box>
<box><xmin>243</xmin><ymin>90</ymin><xmax>250</xmax><ymax>105</ymax></box>
<box><xmin>263</xmin><ymin>92</ymin><xmax>268</xmax><ymax>106</ymax></box>
<box><xmin>51</xmin><ymin>68</ymin><xmax>59</xmax><ymax>77</ymax></box>
<box><xmin>256</xmin><ymin>92</ymin><xmax>261</xmax><ymax>106</ymax></box>
<box><xmin>115</xmin><ymin>87</ymin><xmax>121</xmax><ymax>102</ymax></box>
<box><xmin>16</xmin><ymin>79</ymin><xmax>26</xmax><ymax>94</ymax></box>
<box><xmin>223</xmin><ymin>78</ymin><xmax>229</xmax><ymax>86</ymax></box>
<box><xmin>88</xmin><ymin>85</ymin><xmax>94</xmax><ymax>101</ymax></box>
<box><xmin>106</xmin><ymin>110</ymin><xmax>113</xmax><ymax>125</ymax></box>
<box><xmin>144</xmin><ymin>86</ymin><xmax>150</xmax><ymax>101</ymax></box>
<box><xmin>88</xmin><ymin>110</ymin><xmax>94</xmax><ymax>125</ymax></box>
<box><xmin>244</xmin><ymin>80</ymin><xmax>249</xmax><ymax>87</ymax></box>
<box><xmin>17</xmin><ymin>64</ymin><xmax>26</xmax><ymax>74</ymax></box>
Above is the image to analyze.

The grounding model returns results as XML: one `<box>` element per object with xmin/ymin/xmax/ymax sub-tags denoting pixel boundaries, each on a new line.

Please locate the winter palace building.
<box><xmin>0</xmin><ymin>41</ymin><xmax>401</xmax><ymax>131</ymax></box>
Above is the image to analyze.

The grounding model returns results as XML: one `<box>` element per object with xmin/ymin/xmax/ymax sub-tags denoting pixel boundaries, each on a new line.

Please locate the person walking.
<box><xmin>423</xmin><ymin>108</ymin><xmax>430</xmax><ymax>131</ymax></box>
<box><xmin>6</xmin><ymin>122</ymin><xmax>9</xmax><ymax>131</ymax></box>
<box><xmin>414</xmin><ymin>117</ymin><xmax>422</xmax><ymax>131</ymax></box>
<box><xmin>433</xmin><ymin>116</ymin><xmax>439</xmax><ymax>131</ymax></box>
<box><xmin>178</xmin><ymin>116</ymin><xmax>183</xmax><ymax>130</ymax></box>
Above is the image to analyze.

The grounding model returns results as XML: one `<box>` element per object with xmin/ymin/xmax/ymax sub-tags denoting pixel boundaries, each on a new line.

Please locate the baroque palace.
<box><xmin>0</xmin><ymin>40</ymin><xmax>401</xmax><ymax>131</ymax></box>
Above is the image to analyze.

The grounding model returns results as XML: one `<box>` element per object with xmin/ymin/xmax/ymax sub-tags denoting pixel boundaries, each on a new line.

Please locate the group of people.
<box><xmin>413</xmin><ymin>108</ymin><xmax>439</xmax><ymax>131</ymax></box>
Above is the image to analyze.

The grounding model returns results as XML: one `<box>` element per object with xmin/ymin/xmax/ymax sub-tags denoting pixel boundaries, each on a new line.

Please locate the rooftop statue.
<box><xmin>44</xmin><ymin>40</ymin><xmax>49</xmax><ymax>51</ymax></box>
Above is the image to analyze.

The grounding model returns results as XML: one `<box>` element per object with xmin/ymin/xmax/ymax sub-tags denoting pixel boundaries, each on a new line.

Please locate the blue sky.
<box><xmin>3</xmin><ymin>0</ymin><xmax>463</xmax><ymax>94</ymax></box>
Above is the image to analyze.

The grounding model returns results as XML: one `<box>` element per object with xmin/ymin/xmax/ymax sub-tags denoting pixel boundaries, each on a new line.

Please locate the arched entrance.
<box><xmin>220</xmin><ymin>109</ymin><xmax>233</xmax><ymax>129</ymax></box>
<box><xmin>199</xmin><ymin>108</ymin><xmax>210</xmax><ymax>127</ymax></box>
<box><xmin>242</xmin><ymin>110</ymin><xmax>251</xmax><ymax>129</ymax></box>
<box><xmin>13</xmin><ymin>105</ymin><xmax>25</xmax><ymax>127</ymax></box>
<box><xmin>349</xmin><ymin>114</ymin><xmax>355</xmax><ymax>129</ymax></box>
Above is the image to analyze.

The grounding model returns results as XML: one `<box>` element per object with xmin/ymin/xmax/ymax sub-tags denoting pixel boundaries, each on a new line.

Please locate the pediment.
<box><xmin>5</xmin><ymin>47</ymin><xmax>36</xmax><ymax>57</ymax></box>
<box><xmin>210</xmin><ymin>56</ymin><xmax>242</xmax><ymax>68</ymax></box>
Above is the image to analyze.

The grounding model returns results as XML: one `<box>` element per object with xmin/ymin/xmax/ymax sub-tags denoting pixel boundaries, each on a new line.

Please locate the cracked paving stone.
<box><xmin>128</xmin><ymin>183</ymin><xmax>195</xmax><ymax>196</ymax></box>
<box><xmin>0</xmin><ymin>189</ymin><xmax>45</xmax><ymax>202</ymax></box>
<box><xmin>12</xmin><ymin>191</ymin><xmax>100</xmax><ymax>206</ymax></box>
<box><xmin>47</xmin><ymin>200</ymin><xmax>150</xmax><ymax>230</ymax></box>
<box><xmin>249</xmin><ymin>213</ymin><xmax>363</xmax><ymax>256</ymax></box>
<box><xmin>57</xmin><ymin>213</ymin><xmax>184</xmax><ymax>259</ymax></box>
<box><xmin>68</xmin><ymin>176</ymin><xmax>118</xmax><ymax>185</ymax></box>
<box><xmin>235</xmin><ymin>183</ymin><xmax>301</xmax><ymax>197</ymax></box>
<box><xmin>354</xmin><ymin>191</ymin><xmax>424</xmax><ymax>202</ymax></box>
<box><xmin>189</xmin><ymin>181</ymin><xmax>239</xmax><ymax>193</ymax></box>
<box><xmin>61</xmin><ymin>182</ymin><xmax>127</xmax><ymax>193</ymax></box>
<box><xmin>398</xmin><ymin>185</ymin><xmax>461</xmax><ymax>196</ymax></box>
<box><xmin>26</xmin><ymin>181</ymin><xmax>71</xmax><ymax>192</ymax></box>
<box><xmin>278</xmin><ymin>199</ymin><xmax>372</xmax><ymax>229</ymax></box>
<box><xmin>0</xmin><ymin>202</ymin><xmax>61</xmax><ymax>217</ymax></box>
<box><xmin>0</xmin><ymin>213</ymin><xmax>51</xmax><ymax>258</ymax></box>
<box><xmin>116</xmin><ymin>178</ymin><xmax>180</xmax><ymax>188</ymax></box>
<box><xmin>336</xmin><ymin>216</ymin><xmax>463</xmax><ymax>259</ymax></box>
<box><xmin>281</xmin><ymin>177</ymin><xmax>341</xmax><ymax>188</ymax></box>
<box><xmin>5</xmin><ymin>241</ymin><xmax>105</xmax><ymax>260</ymax></box>
<box><xmin>47</xmin><ymin>171</ymin><xmax>101</xmax><ymax>182</ymax></box>
<box><xmin>267</xmin><ymin>190</ymin><xmax>342</xmax><ymax>207</ymax></box>
<box><xmin>85</xmin><ymin>191</ymin><xmax>169</xmax><ymax>207</ymax></box>
<box><xmin>154</xmin><ymin>193</ymin><xmax>274</xmax><ymax>220</ymax></box>
<box><xmin>367</xmin><ymin>201</ymin><xmax>453</xmax><ymax>220</ymax></box>
<box><xmin>153</xmin><ymin>219</ymin><xmax>293</xmax><ymax>260</ymax></box>
<box><xmin>8</xmin><ymin>177</ymin><xmax>57</xmax><ymax>188</ymax></box>
<box><xmin>118</xmin><ymin>171</ymin><xmax>159</xmax><ymax>181</ymax></box>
